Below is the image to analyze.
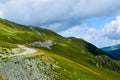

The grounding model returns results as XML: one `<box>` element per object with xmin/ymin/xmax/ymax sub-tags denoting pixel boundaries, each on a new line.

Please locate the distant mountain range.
<box><xmin>0</xmin><ymin>18</ymin><xmax>120</xmax><ymax>80</ymax></box>
<box><xmin>101</xmin><ymin>44</ymin><xmax>120</xmax><ymax>60</ymax></box>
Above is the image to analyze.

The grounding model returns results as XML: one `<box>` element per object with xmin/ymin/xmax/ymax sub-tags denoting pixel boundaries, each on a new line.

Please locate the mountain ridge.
<box><xmin>101</xmin><ymin>44</ymin><xmax>120</xmax><ymax>60</ymax></box>
<box><xmin>0</xmin><ymin>18</ymin><xmax>120</xmax><ymax>80</ymax></box>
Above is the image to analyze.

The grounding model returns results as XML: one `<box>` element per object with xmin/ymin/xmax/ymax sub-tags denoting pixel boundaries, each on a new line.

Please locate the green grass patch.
<box><xmin>0</xmin><ymin>40</ymin><xmax>17</xmax><ymax>48</ymax></box>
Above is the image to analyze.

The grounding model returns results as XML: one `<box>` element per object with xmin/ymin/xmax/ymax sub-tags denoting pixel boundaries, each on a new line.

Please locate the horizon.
<box><xmin>0</xmin><ymin>0</ymin><xmax>120</xmax><ymax>47</ymax></box>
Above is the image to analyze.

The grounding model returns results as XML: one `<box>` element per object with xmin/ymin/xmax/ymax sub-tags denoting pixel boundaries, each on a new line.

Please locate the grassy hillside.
<box><xmin>0</xmin><ymin>18</ymin><xmax>120</xmax><ymax>80</ymax></box>
<box><xmin>0</xmin><ymin>18</ymin><xmax>63</xmax><ymax>45</ymax></box>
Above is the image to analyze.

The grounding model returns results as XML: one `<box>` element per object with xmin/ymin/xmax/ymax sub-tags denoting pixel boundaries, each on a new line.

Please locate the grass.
<box><xmin>49</xmin><ymin>54</ymin><xmax>105</xmax><ymax>80</ymax></box>
<box><xmin>48</xmin><ymin>52</ymin><xmax>120</xmax><ymax>80</ymax></box>
<box><xmin>24</xmin><ymin>49</ymin><xmax>120</xmax><ymax>80</ymax></box>
<box><xmin>0</xmin><ymin>75</ymin><xmax>7</xmax><ymax>80</ymax></box>
<box><xmin>24</xmin><ymin>51</ymin><xmax>104</xmax><ymax>80</ymax></box>
<box><xmin>0</xmin><ymin>18</ymin><xmax>63</xmax><ymax>44</ymax></box>
<box><xmin>0</xmin><ymin>40</ymin><xmax>17</xmax><ymax>48</ymax></box>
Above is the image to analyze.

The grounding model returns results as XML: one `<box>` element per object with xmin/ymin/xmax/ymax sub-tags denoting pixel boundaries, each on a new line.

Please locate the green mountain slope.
<box><xmin>0</xmin><ymin>18</ymin><xmax>63</xmax><ymax>46</ymax></box>
<box><xmin>0</xmin><ymin>18</ymin><xmax>120</xmax><ymax>80</ymax></box>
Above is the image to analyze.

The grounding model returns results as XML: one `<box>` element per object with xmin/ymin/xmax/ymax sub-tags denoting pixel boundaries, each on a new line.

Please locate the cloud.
<box><xmin>46</xmin><ymin>22</ymin><xmax>70</xmax><ymax>32</ymax></box>
<box><xmin>59</xmin><ymin>24</ymin><xmax>97</xmax><ymax>41</ymax></box>
<box><xmin>59</xmin><ymin>21</ymin><xmax>120</xmax><ymax>48</ymax></box>
<box><xmin>0</xmin><ymin>0</ymin><xmax>76</xmax><ymax>26</ymax></box>
<box><xmin>103</xmin><ymin>16</ymin><xmax>120</xmax><ymax>39</ymax></box>
<box><xmin>0</xmin><ymin>10</ymin><xmax>4</xmax><ymax>18</ymax></box>
<box><xmin>0</xmin><ymin>0</ymin><xmax>120</xmax><ymax>31</ymax></box>
<box><xmin>58</xmin><ymin>24</ymin><xmax>106</xmax><ymax>47</ymax></box>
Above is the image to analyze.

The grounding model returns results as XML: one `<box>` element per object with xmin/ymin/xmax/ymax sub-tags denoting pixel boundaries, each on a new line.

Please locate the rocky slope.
<box><xmin>0</xmin><ymin>55</ymin><xmax>59</xmax><ymax>80</ymax></box>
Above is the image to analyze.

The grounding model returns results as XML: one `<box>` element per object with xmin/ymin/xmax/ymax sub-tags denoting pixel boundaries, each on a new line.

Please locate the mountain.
<box><xmin>101</xmin><ymin>44</ymin><xmax>120</xmax><ymax>60</ymax></box>
<box><xmin>0</xmin><ymin>18</ymin><xmax>120</xmax><ymax>80</ymax></box>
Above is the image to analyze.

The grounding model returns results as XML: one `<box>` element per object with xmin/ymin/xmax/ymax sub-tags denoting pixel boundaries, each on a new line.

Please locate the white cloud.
<box><xmin>103</xmin><ymin>16</ymin><xmax>120</xmax><ymax>39</ymax></box>
<box><xmin>0</xmin><ymin>10</ymin><xmax>3</xmax><ymax>18</ymax></box>
<box><xmin>0</xmin><ymin>0</ymin><xmax>120</xmax><ymax>31</ymax></box>
<box><xmin>59</xmin><ymin>24</ymin><xmax>97</xmax><ymax>41</ymax></box>
<box><xmin>58</xmin><ymin>24</ymin><xmax>107</xmax><ymax>47</ymax></box>
<box><xmin>46</xmin><ymin>22</ymin><xmax>71</xmax><ymax>32</ymax></box>
<box><xmin>88</xmin><ymin>28</ymin><xmax>96</xmax><ymax>33</ymax></box>
<box><xmin>59</xmin><ymin>22</ymin><xmax>120</xmax><ymax>48</ymax></box>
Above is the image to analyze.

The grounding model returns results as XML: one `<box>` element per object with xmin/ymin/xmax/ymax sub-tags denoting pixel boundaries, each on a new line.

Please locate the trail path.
<box><xmin>9</xmin><ymin>45</ymin><xmax>38</xmax><ymax>57</ymax></box>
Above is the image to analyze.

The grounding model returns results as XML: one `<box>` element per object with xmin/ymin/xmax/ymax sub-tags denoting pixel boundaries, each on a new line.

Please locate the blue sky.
<box><xmin>0</xmin><ymin>0</ymin><xmax>120</xmax><ymax>47</ymax></box>
<box><xmin>82</xmin><ymin>17</ymin><xmax>116</xmax><ymax>29</ymax></box>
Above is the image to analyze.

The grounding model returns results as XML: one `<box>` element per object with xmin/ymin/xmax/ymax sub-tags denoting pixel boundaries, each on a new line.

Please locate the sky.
<box><xmin>0</xmin><ymin>0</ymin><xmax>120</xmax><ymax>47</ymax></box>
